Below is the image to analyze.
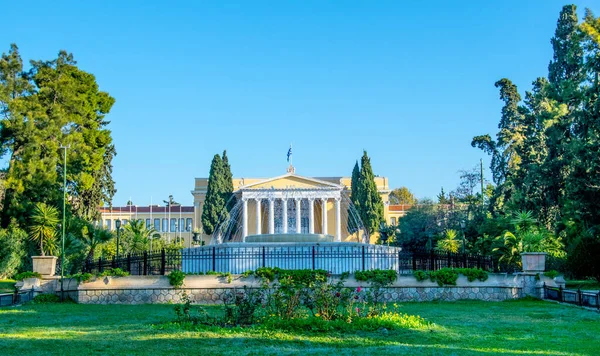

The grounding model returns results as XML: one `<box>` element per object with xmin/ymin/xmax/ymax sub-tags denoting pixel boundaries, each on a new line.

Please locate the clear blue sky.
<box><xmin>2</xmin><ymin>1</ymin><xmax>597</xmax><ymax>206</ymax></box>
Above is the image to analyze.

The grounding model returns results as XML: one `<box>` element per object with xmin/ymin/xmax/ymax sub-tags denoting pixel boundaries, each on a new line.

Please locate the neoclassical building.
<box><xmin>192</xmin><ymin>167</ymin><xmax>404</xmax><ymax>244</ymax></box>
<box><xmin>99</xmin><ymin>168</ymin><xmax>410</xmax><ymax>246</ymax></box>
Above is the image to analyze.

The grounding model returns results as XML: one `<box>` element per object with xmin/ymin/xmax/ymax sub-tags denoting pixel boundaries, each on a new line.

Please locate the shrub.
<box><xmin>168</xmin><ymin>270</ymin><xmax>186</xmax><ymax>288</ymax></box>
<box><xmin>0</xmin><ymin>223</ymin><xmax>28</xmax><ymax>279</ymax></box>
<box><xmin>98</xmin><ymin>268</ymin><xmax>129</xmax><ymax>278</ymax></box>
<box><xmin>413</xmin><ymin>270</ymin><xmax>429</xmax><ymax>282</ymax></box>
<box><xmin>429</xmin><ymin>268</ymin><xmax>459</xmax><ymax>286</ymax></box>
<box><xmin>223</xmin><ymin>286</ymin><xmax>262</xmax><ymax>326</ymax></box>
<box><xmin>354</xmin><ymin>269</ymin><xmax>397</xmax><ymax>285</ymax></box>
<box><xmin>543</xmin><ymin>270</ymin><xmax>559</xmax><ymax>279</ymax></box>
<box><xmin>66</xmin><ymin>273</ymin><xmax>94</xmax><ymax>283</ymax></box>
<box><xmin>14</xmin><ymin>271</ymin><xmax>42</xmax><ymax>280</ymax></box>
<box><xmin>33</xmin><ymin>293</ymin><xmax>60</xmax><ymax>303</ymax></box>
<box><xmin>456</xmin><ymin>268</ymin><xmax>488</xmax><ymax>282</ymax></box>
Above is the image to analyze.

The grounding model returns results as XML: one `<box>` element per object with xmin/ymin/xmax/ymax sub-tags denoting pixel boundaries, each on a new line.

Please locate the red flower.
<box><xmin>357</xmin><ymin>286</ymin><xmax>362</xmax><ymax>293</ymax></box>
<box><xmin>354</xmin><ymin>295</ymin><xmax>359</xmax><ymax>300</ymax></box>
<box><xmin>335</xmin><ymin>292</ymin><xmax>341</xmax><ymax>297</ymax></box>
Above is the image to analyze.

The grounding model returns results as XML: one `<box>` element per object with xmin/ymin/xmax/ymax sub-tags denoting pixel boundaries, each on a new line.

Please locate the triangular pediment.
<box><xmin>239</xmin><ymin>173</ymin><xmax>342</xmax><ymax>190</ymax></box>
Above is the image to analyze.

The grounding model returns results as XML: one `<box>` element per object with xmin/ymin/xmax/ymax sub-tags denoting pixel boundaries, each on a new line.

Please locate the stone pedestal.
<box><xmin>32</xmin><ymin>256</ymin><xmax>57</xmax><ymax>278</ymax></box>
<box><xmin>521</xmin><ymin>252</ymin><xmax>546</xmax><ymax>272</ymax></box>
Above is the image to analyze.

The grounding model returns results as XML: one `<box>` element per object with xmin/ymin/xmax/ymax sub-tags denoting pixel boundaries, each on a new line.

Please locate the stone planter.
<box><xmin>31</xmin><ymin>256</ymin><xmax>58</xmax><ymax>278</ymax></box>
<box><xmin>521</xmin><ymin>252</ymin><xmax>546</xmax><ymax>272</ymax></box>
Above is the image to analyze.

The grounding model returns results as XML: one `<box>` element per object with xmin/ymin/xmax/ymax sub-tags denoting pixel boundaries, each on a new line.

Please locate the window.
<box><xmin>105</xmin><ymin>219</ymin><xmax>112</xmax><ymax>231</ymax></box>
<box><xmin>170</xmin><ymin>218</ymin><xmax>177</xmax><ymax>232</ymax></box>
<box><xmin>186</xmin><ymin>218</ymin><xmax>193</xmax><ymax>231</ymax></box>
<box><xmin>162</xmin><ymin>218</ymin><xmax>168</xmax><ymax>232</ymax></box>
<box><xmin>154</xmin><ymin>219</ymin><xmax>160</xmax><ymax>232</ymax></box>
<box><xmin>123</xmin><ymin>219</ymin><xmax>128</xmax><ymax>226</ymax></box>
<box><xmin>391</xmin><ymin>217</ymin><xmax>397</xmax><ymax>225</ymax></box>
<box><xmin>146</xmin><ymin>219</ymin><xmax>151</xmax><ymax>229</ymax></box>
<box><xmin>179</xmin><ymin>218</ymin><xmax>185</xmax><ymax>232</ymax></box>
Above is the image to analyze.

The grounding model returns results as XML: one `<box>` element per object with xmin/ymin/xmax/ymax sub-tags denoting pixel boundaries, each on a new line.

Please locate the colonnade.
<box><xmin>241</xmin><ymin>197</ymin><xmax>342</xmax><ymax>242</ymax></box>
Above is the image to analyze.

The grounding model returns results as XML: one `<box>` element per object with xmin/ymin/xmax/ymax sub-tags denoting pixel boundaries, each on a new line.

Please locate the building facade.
<box><xmin>100</xmin><ymin>168</ymin><xmax>408</xmax><ymax>246</ymax></box>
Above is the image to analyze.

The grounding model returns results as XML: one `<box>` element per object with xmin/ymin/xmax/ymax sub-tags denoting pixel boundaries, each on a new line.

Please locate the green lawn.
<box><xmin>0</xmin><ymin>279</ymin><xmax>15</xmax><ymax>294</ymax></box>
<box><xmin>1</xmin><ymin>300</ymin><xmax>599</xmax><ymax>355</ymax></box>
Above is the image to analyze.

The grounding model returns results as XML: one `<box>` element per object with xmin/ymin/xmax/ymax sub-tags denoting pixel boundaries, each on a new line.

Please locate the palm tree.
<box><xmin>436</xmin><ymin>229</ymin><xmax>460</xmax><ymax>253</ymax></box>
<box><xmin>29</xmin><ymin>203</ymin><xmax>59</xmax><ymax>256</ymax></box>
<box><xmin>123</xmin><ymin>219</ymin><xmax>158</xmax><ymax>253</ymax></box>
<box><xmin>70</xmin><ymin>218</ymin><xmax>113</xmax><ymax>261</ymax></box>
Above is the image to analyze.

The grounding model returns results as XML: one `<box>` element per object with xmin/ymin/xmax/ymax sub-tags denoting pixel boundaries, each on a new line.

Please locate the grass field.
<box><xmin>1</xmin><ymin>299</ymin><xmax>599</xmax><ymax>355</ymax></box>
<box><xmin>0</xmin><ymin>279</ymin><xmax>15</xmax><ymax>294</ymax></box>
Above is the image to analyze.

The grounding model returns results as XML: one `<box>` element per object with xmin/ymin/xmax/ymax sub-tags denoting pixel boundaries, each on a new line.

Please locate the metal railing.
<box><xmin>84</xmin><ymin>245</ymin><xmax>495</xmax><ymax>275</ymax></box>
<box><xmin>544</xmin><ymin>284</ymin><xmax>600</xmax><ymax>310</ymax></box>
<box><xmin>0</xmin><ymin>289</ymin><xmax>34</xmax><ymax>307</ymax></box>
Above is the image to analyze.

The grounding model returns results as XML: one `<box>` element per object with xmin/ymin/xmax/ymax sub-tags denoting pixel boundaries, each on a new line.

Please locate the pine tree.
<box><xmin>356</xmin><ymin>151</ymin><xmax>384</xmax><ymax>236</ymax></box>
<box><xmin>0</xmin><ymin>46</ymin><xmax>116</xmax><ymax>226</ymax></box>
<box><xmin>202</xmin><ymin>154</ymin><xmax>225</xmax><ymax>235</ymax></box>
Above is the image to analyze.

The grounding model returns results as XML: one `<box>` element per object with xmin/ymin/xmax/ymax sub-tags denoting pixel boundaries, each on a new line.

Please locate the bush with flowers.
<box><xmin>167</xmin><ymin>269</ymin><xmax>435</xmax><ymax>333</ymax></box>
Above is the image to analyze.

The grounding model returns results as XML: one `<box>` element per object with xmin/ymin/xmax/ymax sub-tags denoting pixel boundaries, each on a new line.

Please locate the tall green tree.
<box><xmin>202</xmin><ymin>153</ymin><xmax>233</xmax><ymax>236</ymax></box>
<box><xmin>0</xmin><ymin>45</ymin><xmax>116</xmax><ymax>226</ymax></box>
<box><xmin>355</xmin><ymin>151</ymin><xmax>384</xmax><ymax>236</ymax></box>
<box><xmin>348</xmin><ymin>161</ymin><xmax>361</xmax><ymax>234</ymax></box>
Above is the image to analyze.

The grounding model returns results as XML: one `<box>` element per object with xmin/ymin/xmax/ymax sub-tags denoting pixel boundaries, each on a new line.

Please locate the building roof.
<box><xmin>100</xmin><ymin>206</ymin><xmax>195</xmax><ymax>213</ymax></box>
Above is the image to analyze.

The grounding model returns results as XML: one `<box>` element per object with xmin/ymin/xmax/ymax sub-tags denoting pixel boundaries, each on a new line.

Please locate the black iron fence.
<box><xmin>0</xmin><ymin>289</ymin><xmax>34</xmax><ymax>307</ymax></box>
<box><xmin>544</xmin><ymin>284</ymin><xmax>600</xmax><ymax>310</ymax></box>
<box><xmin>84</xmin><ymin>245</ymin><xmax>495</xmax><ymax>276</ymax></box>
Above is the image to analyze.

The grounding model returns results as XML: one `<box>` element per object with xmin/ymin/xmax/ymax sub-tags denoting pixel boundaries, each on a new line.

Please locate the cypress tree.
<box><xmin>202</xmin><ymin>154</ymin><xmax>226</xmax><ymax>235</ymax></box>
<box><xmin>356</xmin><ymin>151</ymin><xmax>384</xmax><ymax>236</ymax></box>
<box><xmin>222</xmin><ymin>150</ymin><xmax>234</xmax><ymax>209</ymax></box>
<box><xmin>348</xmin><ymin>161</ymin><xmax>360</xmax><ymax>233</ymax></box>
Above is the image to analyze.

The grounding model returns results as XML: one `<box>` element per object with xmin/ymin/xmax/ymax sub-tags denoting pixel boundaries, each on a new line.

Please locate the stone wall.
<box><xmin>67</xmin><ymin>273</ymin><xmax>553</xmax><ymax>305</ymax></box>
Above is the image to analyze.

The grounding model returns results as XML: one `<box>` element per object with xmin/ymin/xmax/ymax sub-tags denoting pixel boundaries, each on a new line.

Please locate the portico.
<box><xmin>236</xmin><ymin>172</ymin><xmax>345</xmax><ymax>242</ymax></box>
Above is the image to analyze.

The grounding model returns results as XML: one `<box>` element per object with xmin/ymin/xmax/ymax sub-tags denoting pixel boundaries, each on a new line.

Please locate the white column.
<box><xmin>308</xmin><ymin>198</ymin><xmax>315</xmax><ymax>234</ymax></box>
<box><xmin>242</xmin><ymin>198</ymin><xmax>248</xmax><ymax>242</ymax></box>
<box><xmin>335</xmin><ymin>197</ymin><xmax>341</xmax><ymax>242</ymax></box>
<box><xmin>321</xmin><ymin>198</ymin><xmax>328</xmax><ymax>235</ymax></box>
<box><xmin>282</xmin><ymin>198</ymin><xmax>288</xmax><ymax>234</ymax></box>
<box><xmin>295</xmin><ymin>198</ymin><xmax>302</xmax><ymax>233</ymax></box>
<box><xmin>268</xmin><ymin>198</ymin><xmax>275</xmax><ymax>234</ymax></box>
<box><xmin>255</xmin><ymin>199</ymin><xmax>261</xmax><ymax>234</ymax></box>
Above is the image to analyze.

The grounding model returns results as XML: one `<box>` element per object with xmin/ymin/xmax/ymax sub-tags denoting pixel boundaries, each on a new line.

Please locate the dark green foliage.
<box><xmin>567</xmin><ymin>235</ymin><xmax>600</xmax><ymax>282</ymax></box>
<box><xmin>413</xmin><ymin>270</ymin><xmax>428</xmax><ymax>282</ymax></box>
<box><xmin>456</xmin><ymin>268</ymin><xmax>488</xmax><ymax>282</ymax></box>
<box><xmin>202</xmin><ymin>152</ymin><xmax>234</xmax><ymax>236</ymax></box>
<box><xmin>168</xmin><ymin>270</ymin><xmax>186</xmax><ymax>288</ymax></box>
<box><xmin>14</xmin><ymin>271</ymin><xmax>42</xmax><ymax>280</ymax></box>
<box><xmin>413</xmin><ymin>268</ymin><xmax>487</xmax><ymax>286</ymax></box>
<box><xmin>65</xmin><ymin>272</ymin><xmax>93</xmax><ymax>283</ymax></box>
<box><xmin>356</xmin><ymin>151</ymin><xmax>384</xmax><ymax>236</ymax></box>
<box><xmin>0</xmin><ymin>221</ymin><xmax>27</xmax><ymax>279</ymax></box>
<box><xmin>98</xmin><ymin>268</ymin><xmax>129</xmax><ymax>278</ymax></box>
<box><xmin>223</xmin><ymin>286</ymin><xmax>262</xmax><ymax>326</ymax></box>
<box><xmin>33</xmin><ymin>293</ymin><xmax>60</xmax><ymax>303</ymax></box>
<box><xmin>354</xmin><ymin>269</ymin><xmax>397</xmax><ymax>285</ymax></box>
<box><xmin>348</xmin><ymin>161</ymin><xmax>360</xmax><ymax>234</ymax></box>
<box><xmin>429</xmin><ymin>268</ymin><xmax>459</xmax><ymax>286</ymax></box>
<box><xmin>0</xmin><ymin>45</ymin><xmax>116</xmax><ymax>227</ymax></box>
<box><xmin>469</xmin><ymin>6</ymin><xmax>600</xmax><ymax>279</ymax></box>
